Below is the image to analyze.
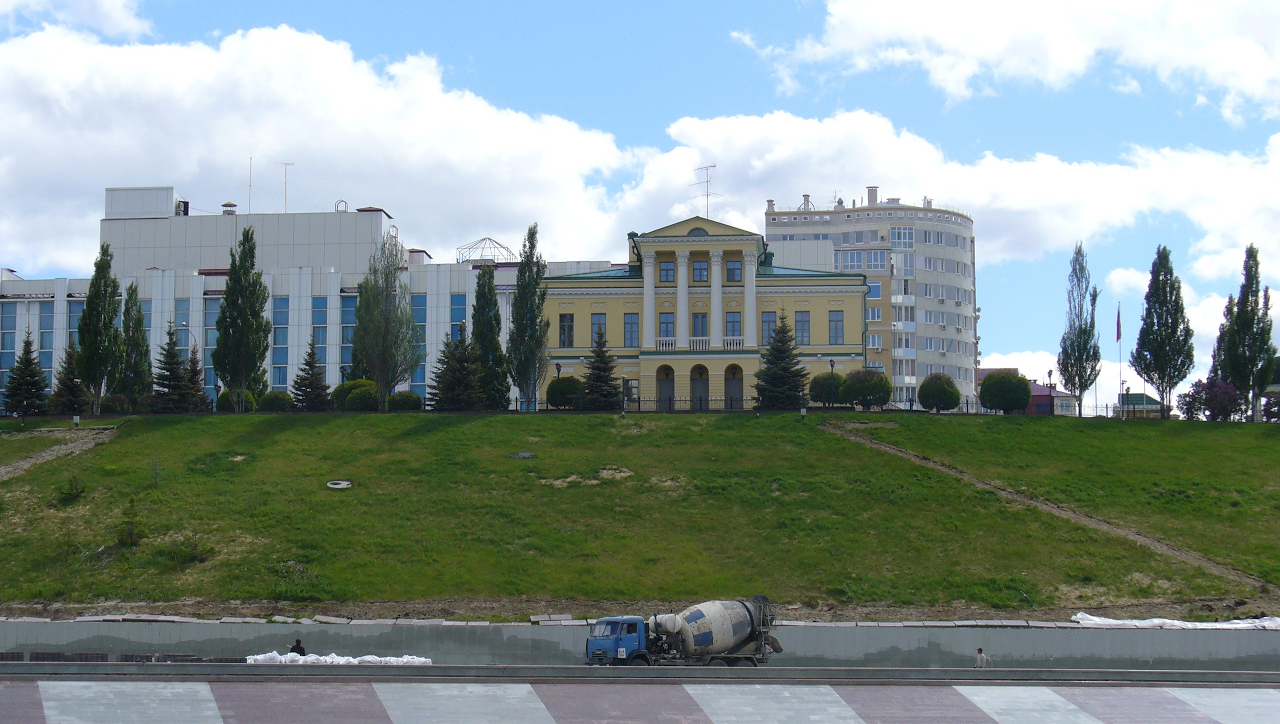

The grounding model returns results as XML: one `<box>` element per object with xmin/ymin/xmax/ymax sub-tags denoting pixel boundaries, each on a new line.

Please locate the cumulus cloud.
<box><xmin>1106</xmin><ymin>268</ymin><xmax>1149</xmax><ymax>296</ymax></box>
<box><xmin>750</xmin><ymin>0</ymin><xmax>1280</xmax><ymax>119</ymax></box>
<box><xmin>0</xmin><ymin>0</ymin><xmax>148</xmax><ymax>37</ymax></box>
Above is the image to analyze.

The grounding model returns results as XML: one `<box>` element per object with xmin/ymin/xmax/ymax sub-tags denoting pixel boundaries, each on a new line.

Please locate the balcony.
<box><xmin>893</xmin><ymin>375</ymin><xmax>918</xmax><ymax>386</ymax></box>
<box><xmin>891</xmin><ymin>321</ymin><xmax>916</xmax><ymax>332</ymax></box>
<box><xmin>656</xmin><ymin>338</ymin><xmax>676</xmax><ymax>352</ymax></box>
<box><xmin>724</xmin><ymin>336</ymin><xmax>744</xmax><ymax>351</ymax></box>
<box><xmin>892</xmin><ymin>348</ymin><xmax>916</xmax><ymax>359</ymax></box>
<box><xmin>689</xmin><ymin>337</ymin><xmax>710</xmax><ymax>352</ymax></box>
<box><xmin>891</xmin><ymin>295</ymin><xmax>915</xmax><ymax>305</ymax></box>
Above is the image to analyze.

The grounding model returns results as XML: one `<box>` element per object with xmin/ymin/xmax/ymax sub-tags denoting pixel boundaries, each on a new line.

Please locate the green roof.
<box><xmin>547</xmin><ymin>266</ymin><xmax>641</xmax><ymax>281</ymax></box>
<box><xmin>757</xmin><ymin>265</ymin><xmax>865</xmax><ymax>280</ymax></box>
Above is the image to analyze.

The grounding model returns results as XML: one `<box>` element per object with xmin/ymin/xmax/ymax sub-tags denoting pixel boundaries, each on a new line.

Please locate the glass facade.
<box><xmin>271</xmin><ymin>296</ymin><xmax>288</xmax><ymax>391</ymax></box>
<box><xmin>450</xmin><ymin>294</ymin><xmax>466</xmax><ymax>340</ymax></box>
<box><xmin>0</xmin><ymin>302</ymin><xmax>15</xmax><ymax>388</ymax></box>
<box><xmin>410</xmin><ymin>294</ymin><xmax>427</xmax><ymax>398</ymax></box>
<box><xmin>340</xmin><ymin>295</ymin><xmax>356</xmax><ymax>379</ymax></box>
<box><xmin>67</xmin><ymin>300</ymin><xmax>84</xmax><ymax>345</ymax></box>
<box><xmin>38</xmin><ymin>301</ymin><xmax>53</xmax><ymax>376</ymax></box>
<box><xmin>174</xmin><ymin>298</ymin><xmax>191</xmax><ymax>353</ymax></box>
<box><xmin>203</xmin><ymin>298</ymin><xmax>220</xmax><ymax>400</ymax></box>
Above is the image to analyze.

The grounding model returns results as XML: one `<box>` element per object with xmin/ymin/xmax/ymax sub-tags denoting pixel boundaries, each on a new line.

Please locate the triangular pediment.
<box><xmin>639</xmin><ymin>217</ymin><xmax>758</xmax><ymax>239</ymax></box>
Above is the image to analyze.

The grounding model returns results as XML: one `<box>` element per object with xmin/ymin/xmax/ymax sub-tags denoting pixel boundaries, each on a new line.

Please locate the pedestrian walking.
<box><xmin>974</xmin><ymin>647</ymin><xmax>989</xmax><ymax>668</ymax></box>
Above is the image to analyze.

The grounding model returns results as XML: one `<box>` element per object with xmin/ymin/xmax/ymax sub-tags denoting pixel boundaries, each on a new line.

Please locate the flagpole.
<box><xmin>1117</xmin><ymin>302</ymin><xmax>1122</xmax><ymax>419</ymax></box>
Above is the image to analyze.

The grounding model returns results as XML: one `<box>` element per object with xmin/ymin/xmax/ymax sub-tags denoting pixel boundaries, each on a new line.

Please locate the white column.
<box><xmin>743</xmin><ymin>252</ymin><xmax>758</xmax><ymax>348</ymax></box>
<box><xmin>641</xmin><ymin>250</ymin><xmax>656</xmax><ymax>350</ymax></box>
<box><xmin>675</xmin><ymin>250</ymin><xmax>690</xmax><ymax>347</ymax></box>
<box><xmin>709</xmin><ymin>250</ymin><xmax>723</xmax><ymax>348</ymax></box>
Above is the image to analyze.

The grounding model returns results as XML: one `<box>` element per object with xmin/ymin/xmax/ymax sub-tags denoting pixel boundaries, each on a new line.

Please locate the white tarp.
<box><xmin>1072</xmin><ymin>612</ymin><xmax>1280</xmax><ymax>630</ymax></box>
<box><xmin>245</xmin><ymin>651</ymin><xmax>432</xmax><ymax>665</ymax></box>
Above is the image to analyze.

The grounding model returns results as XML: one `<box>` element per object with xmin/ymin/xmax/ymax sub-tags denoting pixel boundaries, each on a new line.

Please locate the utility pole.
<box><xmin>277</xmin><ymin>162</ymin><xmax>294</xmax><ymax>212</ymax></box>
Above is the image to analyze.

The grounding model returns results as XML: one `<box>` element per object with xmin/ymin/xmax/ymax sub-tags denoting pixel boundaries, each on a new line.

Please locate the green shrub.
<box><xmin>258</xmin><ymin>390</ymin><xmax>293</xmax><ymax>412</ymax></box>
<box><xmin>345</xmin><ymin>388</ymin><xmax>378</xmax><ymax>411</ymax></box>
<box><xmin>979</xmin><ymin>371</ymin><xmax>1032</xmax><ymax>414</ymax></box>
<box><xmin>217</xmin><ymin>389</ymin><xmax>255</xmax><ymax>412</ymax></box>
<box><xmin>809</xmin><ymin>372</ymin><xmax>844</xmax><ymax>407</ymax></box>
<box><xmin>115</xmin><ymin>496</ymin><xmax>144</xmax><ymax>548</ymax></box>
<box><xmin>56</xmin><ymin>476</ymin><xmax>85</xmax><ymax>506</ymax></box>
<box><xmin>918</xmin><ymin>373</ymin><xmax>961</xmax><ymax>413</ymax></box>
<box><xmin>388</xmin><ymin>390</ymin><xmax>423</xmax><ymax>412</ymax></box>
<box><xmin>546</xmin><ymin>376</ymin><xmax>583</xmax><ymax>410</ymax></box>
<box><xmin>332</xmin><ymin>379</ymin><xmax>375</xmax><ymax>411</ymax></box>
<box><xmin>99</xmin><ymin>394</ymin><xmax>129</xmax><ymax>414</ymax></box>
<box><xmin>842</xmin><ymin>370</ymin><xmax>892</xmax><ymax>410</ymax></box>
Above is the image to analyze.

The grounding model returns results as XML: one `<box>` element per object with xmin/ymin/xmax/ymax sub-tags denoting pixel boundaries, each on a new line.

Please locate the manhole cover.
<box><xmin>510</xmin><ymin>452</ymin><xmax>535</xmax><ymax>459</ymax></box>
<box><xmin>326</xmin><ymin>480</ymin><xmax>352</xmax><ymax>489</ymax></box>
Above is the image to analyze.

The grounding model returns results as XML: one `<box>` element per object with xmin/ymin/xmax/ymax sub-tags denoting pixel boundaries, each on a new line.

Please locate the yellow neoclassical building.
<box><xmin>540</xmin><ymin>218</ymin><xmax>868</xmax><ymax>410</ymax></box>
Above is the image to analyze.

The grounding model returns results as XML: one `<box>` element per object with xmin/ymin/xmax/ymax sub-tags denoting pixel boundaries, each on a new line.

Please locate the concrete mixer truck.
<box><xmin>585</xmin><ymin>595</ymin><xmax>782</xmax><ymax>666</ymax></box>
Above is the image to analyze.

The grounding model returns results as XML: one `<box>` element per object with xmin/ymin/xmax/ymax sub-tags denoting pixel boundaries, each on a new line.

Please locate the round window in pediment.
<box><xmin>687</xmin><ymin>227</ymin><xmax>709</xmax><ymax>237</ymax></box>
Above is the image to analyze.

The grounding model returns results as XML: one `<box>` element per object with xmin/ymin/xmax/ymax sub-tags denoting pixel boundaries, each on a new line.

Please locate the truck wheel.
<box><xmin>706</xmin><ymin>658</ymin><xmax>728</xmax><ymax>667</ymax></box>
<box><xmin>628</xmin><ymin>657</ymin><xmax>650</xmax><ymax>666</ymax></box>
<box><xmin>733</xmin><ymin>658</ymin><xmax>757</xmax><ymax>667</ymax></box>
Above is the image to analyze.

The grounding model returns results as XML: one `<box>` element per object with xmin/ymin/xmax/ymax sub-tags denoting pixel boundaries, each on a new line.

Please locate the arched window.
<box><xmin>687</xmin><ymin>227</ymin><xmax>709</xmax><ymax>237</ymax></box>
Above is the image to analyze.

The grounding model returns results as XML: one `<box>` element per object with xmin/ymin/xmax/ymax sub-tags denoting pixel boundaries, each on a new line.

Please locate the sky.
<box><xmin>2</xmin><ymin>0</ymin><xmax>1280</xmax><ymax>405</ymax></box>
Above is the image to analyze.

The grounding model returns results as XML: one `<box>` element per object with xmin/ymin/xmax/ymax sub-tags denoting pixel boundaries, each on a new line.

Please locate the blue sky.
<box><xmin>2</xmin><ymin>0</ymin><xmax>1279</xmax><ymax>401</ymax></box>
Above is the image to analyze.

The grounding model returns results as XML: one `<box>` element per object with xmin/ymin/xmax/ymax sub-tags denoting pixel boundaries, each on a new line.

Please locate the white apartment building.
<box><xmin>0</xmin><ymin>187</ymin><xmax>608</xmax><ymax>405</ymax></box>
<box><xmin>764</xmin><ymin>187</ymin><xmax>979</xmax><ymax>407</ymax></box>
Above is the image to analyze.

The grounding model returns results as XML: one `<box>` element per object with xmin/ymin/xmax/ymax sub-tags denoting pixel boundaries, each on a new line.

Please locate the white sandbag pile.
<box><xmin>245</xmin><ymin>651</ymin><xmax>432</xmax><ymax>665</ymax></box>
<box><xmin>1072</xmin><ymin>612</ymin><xmax>1280</xmax><ymax>630</ymax></box>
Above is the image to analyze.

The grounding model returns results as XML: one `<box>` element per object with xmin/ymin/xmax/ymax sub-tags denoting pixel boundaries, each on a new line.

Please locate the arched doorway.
<box><xmin>725</xmin><ymin>365</ymin><xmax>744</xmax><ymax>411</ymax></box>
<box><xmin>690</xmin><ymin>365</ymin><xmax>709</xmax><ymax>411</ymax></box>
<box><xmin>657</xmin><ymin>365</ymin><xmax>675</xmax><ymax>412</ymax></box>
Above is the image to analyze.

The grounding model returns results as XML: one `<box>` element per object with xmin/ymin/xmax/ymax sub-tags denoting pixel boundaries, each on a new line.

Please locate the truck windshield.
<box><xmin>589</xmin><ymin>621</ymin><xmax>618</xmax><ymax>637</ymax></box>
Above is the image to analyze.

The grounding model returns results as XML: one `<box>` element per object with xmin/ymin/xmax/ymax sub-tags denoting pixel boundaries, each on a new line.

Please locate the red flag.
<box><xmin>1116</xmin><ymin>303</ymin><xmax>1121</xmax><ymax>342</ymax></box>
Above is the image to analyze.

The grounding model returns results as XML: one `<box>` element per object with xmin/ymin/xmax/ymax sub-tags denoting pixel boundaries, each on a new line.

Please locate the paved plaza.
<box><xmin>1</xmin><ymin>681</ymin><xmax>1276</xmax><ymax>723</ymax></box>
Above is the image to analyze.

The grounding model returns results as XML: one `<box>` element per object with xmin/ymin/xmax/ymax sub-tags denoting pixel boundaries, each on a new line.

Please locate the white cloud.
<box><xmin>1106</xmin><ymin>267</ymin><xmax>1149</xmax><ymax>296</ymax></box>
<box><xmin>0</xmin><ymin>0</ymin><xmax>148</xmax><ymax>37</ymax></box>
<box><xmin>753</xmin><ymin>1</ymin><xmax>1280</xmax><ymax>120</ymax></box>
<box><xmin>1112</xmin><ymin>75</ymin><xmax>1142</xmax><ymax>95</ymax></box>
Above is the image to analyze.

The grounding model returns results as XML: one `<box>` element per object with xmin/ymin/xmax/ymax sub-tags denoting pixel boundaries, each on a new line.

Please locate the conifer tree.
<box><xmin>50</xmin><ymin>338</ymin><xmax>89</xmax><ymax>415</ymax></box>
<box><xmin>1130</xmin><ymin>246</ymin><xmax>1195</xmax><ymax>419</ymax></box>
<box><xmin>186</xmin><ymin>340</ymin><xmax>210</xmax><ymax>412</ymax></box>
<box><xmin>426</xmin><ymin>323</ymin><xmax>482</xmax><ymax>411</ymax></box>
<box><xmin>471</xmin><ymin>264</ymin><xmax>509</xmax><ymax>410</ymax></box>
<box><xmin>1057</xmin><ymin>242</ymin><xmax>1101</xmax><ymax>417</ymax></box>
<box><xmin>3</xmin><ymin>331</ymin><xmax>47</xmax><ymax>418</ymax></box>
<box><xmin>506</xmin><ymin>224</ymin><xmax>548</xmax><ymax>410</ymax></box>
<box><xmin>291</xmin><ymin>333</ymin><xmax>332</xmax><ymax>411</ymax></box>
<box><xmin>77</xmin><ymin>241</ymin><xmax>122</xmax><ymax>414</ymax></box>
<box><xmin>1218</xmin><ymin>245</ymin><xmax>1277</xmax><ymax>419</ymax></box>
<box><xmin>116</xmin><ymin>282</ymin><xmax>151</xmax><ymax>412</ymax></box>
<box><xmin>754</xmin><ymin>311</ymin><xmax>809</xmax><ymax>410</ymax></box>
<box><xmin>578</xmin><ymin>330</ymin><xmax>622</xmax><ymax>411</ymax></box>
<box><xmin>212</xmin><ymin>228</ymin><xmax>271</xmax><ymax>412</ymax></box>
<box><xmin>151</xmin><ymin>323</ymin><xmax>192</xmax><ymax>413</ymax></box>
<box><xmin>347</xmin><ymin>337</ymin><xmax>370</xmax><ymax>382</ymax></box>
<box><xmin>352</xmin><ymin>233</ymin><xmax>423</xmax><ymax>411</ymax></box>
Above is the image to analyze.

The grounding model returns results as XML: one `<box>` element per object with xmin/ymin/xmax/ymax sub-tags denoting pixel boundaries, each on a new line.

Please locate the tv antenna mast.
<box><xmin>690</xmin><ymin>165</ymin><xmax>722</xmax><ymax>218</ymax></box>
<box><xmin>277</xmin><ymin>161</ymin><xmax>294</xmax><ymax>212</ymax></box>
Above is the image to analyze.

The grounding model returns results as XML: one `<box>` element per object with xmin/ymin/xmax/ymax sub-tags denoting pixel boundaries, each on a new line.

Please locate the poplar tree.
<box><xmin>291</xmin><ymin>334</ymin><xmax>331</xmax><ymax>411</ymax></box>
<box><xmin>1130</xmin><ymin>246</ymin><xmax>1195</xmax><ymax>419</ymax></box>
<box><xmin>352</xmin><ymin>233</ymin><xmax>423</xmax><ymax>412</ymax></box>
<box><xmin>116</xmin><ymin>282</ymin><xmax>151</xmax><ymax>412</ymax></box>
<box><xmin>1217</xmin><ymin>245</ymin><xmax>1277</xmax><ymax>419</ymax></box>
<box><xmin>471</xmin><ymin>264</ymin><xmax>509</xmax><ymax>410</ymax></box>
<box><xmin>3</xmin><ymin>332</ymin><xmax>47</xmax><ymax>418</ymax></box>
<box><xmin>151</xmin><ymin>323</ymin><xmax>192</xmax><ymax>413</ymax></box>
<box><xmin>1057</xmin><ymin>242</ymin><xmax>1101</xmax><ymax>416</ymax></box>
<box><xmin>77</xmin><ymin>241</ymin><xmax>122</xmax><ymax>415</ymax></box>
<box><xmin>186</xmin><ymin>340</ymin><xmax>210</xmax><ymax>412</ymax></box>
<box><xmin>578</xmin><ymin>330</ymin><xmax>622</xmax><ymax>411</ymax></box>
<box><xmin>755</xmin><ymin>311</ymin><xmax>809</xmax><ymax>410</ymax></box>
<box><xmin>506</xmin><ymin>224</ymin><xmax>548</xmax><ymax>410</ymax></box>
<box><xmin>212</xmin><ymin>228</ymin><xmax>271</xmax><ymax>413</ymax></box>
<box><xmin>426</xmin><ymin>323</ymin><xmax>482</xmax><ymax>411</ymax></box>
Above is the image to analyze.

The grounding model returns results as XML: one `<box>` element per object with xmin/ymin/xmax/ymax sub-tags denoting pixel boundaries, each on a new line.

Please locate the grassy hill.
<box><xmin>0</xmin><ymin>412</ymin><xmax>1251</xmax><ymax>612</ymax></box>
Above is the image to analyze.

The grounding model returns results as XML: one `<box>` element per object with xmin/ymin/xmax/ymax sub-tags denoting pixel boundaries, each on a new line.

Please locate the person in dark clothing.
<box><xmin>289</xmin><ymin>638</ymin><xmax>306</xmax><ymax>655</ymax></box>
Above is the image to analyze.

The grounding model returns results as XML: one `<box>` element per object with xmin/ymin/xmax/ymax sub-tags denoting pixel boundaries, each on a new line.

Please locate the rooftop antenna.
<box><xmin>831</xmin><ymin>190</ymin><xmax>841</xmax><ymax>207</ymax></box>
<box><xmin>690</xmin><ymin>164</ymin><xmax>721</xmax><ymax>218</ymax></box>
<box><xmin>248</xmin><ymin>157</ymin><xmax>252</xmax><ymax>215</ymax></box>
<box><xmin>277</xmin><ymin>161</ymin><xmax>294</xmax><ymax>212</ymax></box>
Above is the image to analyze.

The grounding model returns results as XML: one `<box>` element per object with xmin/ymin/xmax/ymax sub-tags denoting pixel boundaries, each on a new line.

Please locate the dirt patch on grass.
<box><xmin>598</xmin><ymin>466</ymin><xmax>633</xmax><ymax>480</ymax></box>
<box><xmin>841</xmin><ymin>421</ymin><xmax>899</xmax><ymax>429</ymax></box>
<box><xmin>539</xmin><ymin>474</ymin><xmax>595</xmax><ymax>488</ymax></box>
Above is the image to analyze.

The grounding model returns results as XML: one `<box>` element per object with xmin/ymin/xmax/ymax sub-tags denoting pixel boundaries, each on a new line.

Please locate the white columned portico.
<box><xmin>709</xmin><ymin>250</ymin><xmax>723</xmax><ymax>349</ymax></box>
<box><xmin>641</xmin><ymin>250</ymin><xmax>656</xmax><ymax>349</ymax></box>
<box><xmin>743</xmin><ymin>252</ymin><xmax>758</xmax><ymax>348</ymax></box>
<box><xmin>675</xmin><ymin>250</ymin><xmax>690</xmax><ymax>348</ymax></box>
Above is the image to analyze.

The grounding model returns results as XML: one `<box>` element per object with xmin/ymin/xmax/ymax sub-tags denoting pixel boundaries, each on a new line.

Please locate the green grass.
<box><xmin>0</xmin><ymin>434</ymin><xmax>61</xmax><ymax>468</ymax></box>
<box><xmin>853</xmin><ymin>413</ymin><xmax>1280</xmax><ymax>584</ymax></box>
<box><xmin>0</xmin><ymin>412</ymin><xmax>1236</xmax><ymax>609</ymax></box>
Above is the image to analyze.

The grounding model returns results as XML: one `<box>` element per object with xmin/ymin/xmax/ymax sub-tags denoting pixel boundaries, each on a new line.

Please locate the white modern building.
<box><xmin>764</xmin><ymin>187</ymin><xmax>979</xmax><ymax>407</ymax></box>
<box><xmin>0</xmin><ymin>187</ymin><xmax>608</xmax><ymax>405</ymax></box>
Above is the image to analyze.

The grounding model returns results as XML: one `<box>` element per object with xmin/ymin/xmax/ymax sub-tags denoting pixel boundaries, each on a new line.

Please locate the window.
<box><xmin>271</xmin><ymin>296</ymin><xmax>288</xmax><ymax>391</ymax></box>
<box><xmin>893</xmin><ymin>306</ymin><xmax>915</xmax><ymax>323</ymax></box>
<box><xmin>866</xmin><ymin>306</ymin><xmax>882</xmax><ymax>322</ymax></box>
<box><xmin>174</xmin><ymin>298</ymin><xmax>190</xmax><ymax>351</ymax></box>
<box><xmin>836</xmin><ymin>250</ymin><xmax>862</xmax><ymax>271</ymax></box>
<box><xmin>623</xmin><ymin>313</ymin><xmax>639</xmax><ymax>347</ymax></box>
<box><xmin>559</xmin><ymin>313</ymin><xmax>575</xmax><ymax>348</ymax></box>
<box><xmin>66</xmin><ymin>300</ymin><xmax>84</xmax><ymax>345</ymax></box>
<box><xmin>923</xmin><ymin>336</ymin><xmax>935</xmax><ymax>351</ymax></box>
<box><xmin>0</xmin><ymin>302</ymin><xmax>14</xmax><ymax>387</ymax></box>
<box><xmin>895</xmin><ymin>332</ymin><xmax>914</xmax><ymax>349</ymax></box>
<box><xmin>761</xmin><ymin>312</ymin><xmax>777</xmax><ymax>345</ymax></box>
<box><xmin>867</xmin><ymin>360</ymin><xmax>885</xmax><ymax>372</ymax></box>
<box><xmin>311</xmin><ymin>297</ymin><xmax>328</xmax><ymax>364</ymax></box>
<box><xmin>692</xmin><ymin>260</ymin><xmax>708</xmax><ymax>282</ymax></box>
<box><xmin>867</xmin><ymin>250</ymin><xmax>887</xmax><ymax>270</ymax></box>
<box><xmin>659</xmin><ymin>261</ymin><xmax>675</xmax><ymax>282</ymax></box>
<box><xmin>866</xmin><ymin>333</ymin><xmax>883</xmax><ymax>349</ymax></box>
<box><xmin>794</xmin><ymin>311</ymin><xmax>810</xmax><ymax>345</ymax></box>
<box><xmin>725</xmin><ymin>311</ymin><xmax>741</xmax><ymax>338</ymax></box>
<box><xmin>590</xmin><ymin>313</ymin><xmax>606</xmax><ymax>342</ymax></box>
<box><xmin>816</xmin><ymin>233</ymin><xmax>830</xmax><ymax>241</ymax></box>
<box><xmin>829</xmin><ymin>311</ymin><xmax>844</xmax><ymax>345</ymax></box>
<box><xmin>726</xmin><ymin>260</ymin><xmax>743</xmax><ymax>282</ymax></box>
<box><xmin>867</xmin><ymin>281</ymin><xmax>881</xmax><ymax>299</ymax></box>
<box><xmin>201</xmin><ymin>298</ymin><xmax>220</xmax><ymax>398</ymax></box>
<box><xmin>340</xmin><ymin>295</ymin><xmax>356</xmax><ymax>375</ymax></box>
<box><xmin>777</xmin><ymin>234</ymin><xmax>796</xmax><ymax>241</ymax></box>
<box><xmin>410</xmin><ymin>295</ymin><xmax>427</xmax><ymax>397</ymax></box>
<box><xmin>890</xmin><ymin>226</ymin><xmax>914</xmax><ymax>248</ymax></box>
<box><xmin>140</xmin><ymin>299</ymin><xmax>151</xmax><ymax>343</ymax></box>
<box><xmin>658</xmin><ymin>312</ymin><xmax>674</xmax><ymax>338</ymax></box>
<box><xmin>450</xmin><ymin>294</ymin><xmax>466</xmax><ymax>340</ymax></box>
<box><xmin>692</xmin><ymin>312</ymin><xmax>708</xmax><ymax>338</ymax></box>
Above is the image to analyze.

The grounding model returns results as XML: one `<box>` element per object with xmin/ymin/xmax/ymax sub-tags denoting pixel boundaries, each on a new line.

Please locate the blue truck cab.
<box><xmin>585</xmin><ymin>615</ymin><xmax>648</xmax><ymax>665</ymax></box>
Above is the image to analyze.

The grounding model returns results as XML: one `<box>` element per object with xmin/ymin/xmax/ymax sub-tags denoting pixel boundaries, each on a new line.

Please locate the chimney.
<box><xmin>766</xmin><ymin>199</ymin><xmax>775</xmax><ymax>213</ymax></box>
<box><xmin>221</xmin><ymin>202</ymin><xmax>237</xmax><ymax>215</ymax></box>
<box><xmin>866</xmin><ymin>186</ymin><xmax>878</xmax><ymax>206</ymax></box>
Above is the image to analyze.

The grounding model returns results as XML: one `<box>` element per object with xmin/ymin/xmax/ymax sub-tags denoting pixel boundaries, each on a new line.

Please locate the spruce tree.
<box><xmin>506</xmin><ymin>224</ymin><xmax>549</xmax><ymax>410</ymax></box>
<box><xmin>578</xmin><ymin>330</ymin><xmax>621</xmax><ymax>411</ymax></box>
<box><xmin>49</xmin><ymin>338</ymin><xmax>89</xmax><ymax>415</ymax></box>
<box><xmin>212</xmin><ymin>228</ymin><xmax>271</xmax><ymax>413</ymax></box>
<box><xmin>1057</xmin><ymin>242</ymin><xmax>1101</xmax><ymax>417</ymax></box>
<box><xmin>186</xmin><ymin>340</ymin><xmax>210</xmax><ymax>412</ymax></box>
<box><xmin>291</xmin><ymin>333</ymin><xmax>332</xmax><ymax>411</ymax></box>
<box><xmin>754</xmin><ymin>311</ymin><xmax>809</xmax><ymax>410</ymax></box>
<box><xmin>77</xmin><ymin>241</ymin><xmax>122</xmax><ymax>415</ymax></box>
<box><xmin>352</xmin><ymin>233</ymin><xmax>423</xmax><ymax>411</ymax></box>
<box><xmin>1220</xmin><ymin>245</ymin><xmax>1277</xmax><ymax>419</ymax></box>
<box><xmin>1130</xmin><ymin>246</ymin><xmax>1195</xmax><ymax>419</ymax></box>
<box><xmin>471</xmin><ymin>264</ymin><xmax>509</xmax><ymax>410</ymax></box>
<box><xmin>3</xmin><ymin>331</ymin><xmax>47</xmax><ymax>418</ymax></box>
<box><xmin>116</xmin><ymin>282</ymin><xmax>151</xmax><ymax>412</ymax></box>
<box><xmin>151</xmin><ymin>323</ymin><xmax>192</xmax><ymax>413</ymax></box>
<box><xmin>426</xmin><ymin>323</ymin><xmax>482</xmax><ymax>411</ymax></box>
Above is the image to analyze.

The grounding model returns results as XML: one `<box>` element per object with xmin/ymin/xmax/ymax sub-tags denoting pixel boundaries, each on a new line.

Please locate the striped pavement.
<box><xmin>2</xmin><ymin>681</ymin><xmax>1276</xmax><ymax>723</ymax></box>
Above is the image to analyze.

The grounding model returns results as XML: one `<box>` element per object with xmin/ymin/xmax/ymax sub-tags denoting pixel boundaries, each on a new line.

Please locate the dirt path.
<box><xmin>823</xmin><ymin>421</ymin><xmax>1271</xmax><ymax>590</ymax></box>
<box><xmin>0</xmin><ymin>427</ymin><xmax>117</xmax><ymax>483</ymax></box>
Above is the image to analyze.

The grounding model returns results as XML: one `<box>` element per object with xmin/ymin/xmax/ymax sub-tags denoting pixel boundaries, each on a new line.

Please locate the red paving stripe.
<box><xmin>0</xmin><ymin>681</ymin><xmax>47</xmax><ymax>724</ymax></box>
<box><xmin>834</xmin><ymin>685</ymin><xmax>998</xmax><ymax>724</ymax></box>
<box><xmin>1051</xmin><ymin>686</ymin><xmax>1221</xmax><ymax>724</ymax></box>
<box><xmin>533</xmin><ymin>683</ymin><xmax>713</xmax><ymax>724</ymax></box>
<box><xmin>211</xmin><ymin>682</ymin><xmax>393</xmax><ymax>724</ymax></box>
